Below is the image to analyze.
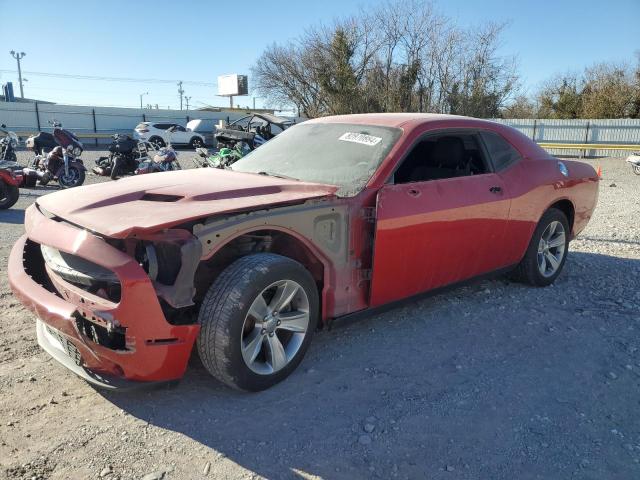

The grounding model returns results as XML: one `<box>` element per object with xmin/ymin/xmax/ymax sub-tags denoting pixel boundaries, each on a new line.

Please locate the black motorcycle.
<box><xmin>0</xmin><ymin>124</ymin><xmax>20</xmax><ymax>163</ymax></box>
<box><xmin>25</xmin><ymin>120</ymin><xmax>84</xmax><ymax>157</ymax></box>
<box><xmin>93</xmin><ymin>134</ymin><xmax>155</xmax><ymax>180</ymax></box>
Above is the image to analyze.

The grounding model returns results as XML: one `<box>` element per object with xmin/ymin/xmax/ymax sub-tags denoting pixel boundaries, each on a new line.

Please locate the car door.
<box><xmin>369</xmin><ymin>130</ymin><xmax>512</xmax><ymax>307</ymax></box>
<box><xmin>171</xmin><ymin>125</ymin><xmax>188</xmax><ymax>144</ymax></box>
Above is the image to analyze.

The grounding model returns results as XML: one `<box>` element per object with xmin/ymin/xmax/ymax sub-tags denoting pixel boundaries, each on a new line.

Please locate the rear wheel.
<box><xmin>510</xmin><ymin>208</ymin><xmax>569</xmax><ymax>286</ymax></box>
<box><xmin>633</xmin><ymin>164</ymin><xmax>640</xmax><ymax>175</ymax></box>
<box><xmin>197</xmin><ymin>253</ymin><xmax>319</xmax><ymax>391</ymax></box>
<box><xmin>110</xmin><ymin>156</ymin><xmax>124</xmax><ymax>180</ymax></box>
<box><xmin>149</xmin><ymin>136</ymin><xmax>165</xmax><ymax>149</ymax></box>
<box><xmin>0</xmin><ymin>181</ymin><xmax>19</xmax><ymax>209</ymax></box>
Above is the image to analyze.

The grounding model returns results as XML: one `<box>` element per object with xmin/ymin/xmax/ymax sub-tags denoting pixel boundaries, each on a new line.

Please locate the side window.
<box><xmin>174</xmin><ymin>125</ymin><xmax>186</xmax><ymax>132</ymax></box>
<box><xmin>394</xmin><ymin>132</ymin><xmax>489</xmax><ymax>184</ymax></box>
<box><xmin>480</xmin><ymin>131</ymin><xmax>521</xmax><ymax>171</ymax></box>
<box><xmin>153</xmin><ymin>123</ymin><xmax>169</xmax><ymax>130</ymax></box>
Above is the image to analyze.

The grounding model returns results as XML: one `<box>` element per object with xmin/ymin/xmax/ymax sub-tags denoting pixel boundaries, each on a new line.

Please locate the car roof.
<box><xmin>306</xmin><ymin>113</ymin><xmax>551</xmax><ymax>159</ymax></box>
<box><xmin>305</xmin><ymin>113</ymin><xmax>474</xmax><ymax>127</ymax></box>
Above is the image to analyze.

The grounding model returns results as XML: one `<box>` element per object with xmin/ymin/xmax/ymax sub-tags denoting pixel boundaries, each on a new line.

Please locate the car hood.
<box><xmin>37</xmin><ymin>168</ymin><xmax>337</xmax><ymax>238</ymax></box>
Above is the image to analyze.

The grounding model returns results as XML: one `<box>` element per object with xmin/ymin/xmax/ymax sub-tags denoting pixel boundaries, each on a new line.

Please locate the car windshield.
<box><xmin>231</xmin><ymin>122</ymin><xmax>402</xmax><ymax>196</ymax></box>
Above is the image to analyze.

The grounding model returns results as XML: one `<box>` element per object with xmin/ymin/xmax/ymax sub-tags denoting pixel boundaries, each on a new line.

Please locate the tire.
<box><xmin>197</xmin><ymin>253</ymin><xmax>319</xmax><ymax>391</ymax></box>
<box><xmin>110</xmin><ymin>156</ymin><xmax>123</xmax><ymax>180</ymax></box>
<box><xmin>510</xmin><ymin>208</ymin><xmax>570</xmax><ymax>287</ymax></box>
<box><xmin>6</xmin><ymin>151</ymin><xmax>17</xmax><ymax>163</ymax></box>
<box><xmin>58</xmin><ymin>165</ymin><xmax>85</xmax><ymax>189</ymax></box>
<box><xmin>149</xmin><ymin>136</ymin><xmax>165</xmax><ymax>149</ymax></box>
<box><xmin>189</xmin><ymin>137</ymin><xmax>204</xmax><ymax>149</ymax></box>
<box><xmin>0</xmin><ymin>181</ymin><xmax>19</xmax><ymax>209</ymax></box>
<box><xmin>633</xmin><ymin>165</ymin><xmax>640</xmax><ymax>175</ymax></box>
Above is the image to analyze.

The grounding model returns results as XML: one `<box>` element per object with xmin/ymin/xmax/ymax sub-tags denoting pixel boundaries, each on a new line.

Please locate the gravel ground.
<box><xmin>0</xmin><ymin>151</ymin><xmax>639</xmax><ymax>480</ymax></box>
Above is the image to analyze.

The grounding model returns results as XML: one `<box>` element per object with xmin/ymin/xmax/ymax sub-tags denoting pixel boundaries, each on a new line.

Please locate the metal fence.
<box><xmin>0</xmin><ymin>102</ymin><xmax>257</xmax><ymax>145</ymax></box>
<box><xmin>492</xmin><ymin>118</ymin><xmax>640</xmax><ymax>157</ymax></box>
<box><xmin>1</xmin><ymin>102</ymin><xmax>639</xmax><ymax>156</ymax></box>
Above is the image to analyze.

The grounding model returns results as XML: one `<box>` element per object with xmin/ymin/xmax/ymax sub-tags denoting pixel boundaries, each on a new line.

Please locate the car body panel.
<box><xmin>36</xmin><ymin>168</ymin><xmax>338</xmax><ymax>238</ymax></box>
<box><xmin>370</xmin><ymin>173</ymin><xmax>511</xmax><ymax>306</ymax></box>
<box><xmin>8</xmin><ymin>113</ymin><xmax>599</xmax><ymax>387</ymax></box>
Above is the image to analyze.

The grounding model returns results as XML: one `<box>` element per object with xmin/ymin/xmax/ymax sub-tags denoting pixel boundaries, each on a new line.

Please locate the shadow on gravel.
<box><xmin>101</xmin><ymin>251</ymin><xmax>640</xmax><ymax>480</ymax></box>
<box><xmin>0</xmin><ymin>208</ymin><xmax>25</xmax><ymax>224</ymax></box>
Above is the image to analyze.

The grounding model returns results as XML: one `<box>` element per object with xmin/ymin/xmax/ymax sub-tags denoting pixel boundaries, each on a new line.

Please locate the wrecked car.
<box><xmin>8</xmin><ymin>114</ymin><xmax>599</xmax><ymax>391</ymax></box>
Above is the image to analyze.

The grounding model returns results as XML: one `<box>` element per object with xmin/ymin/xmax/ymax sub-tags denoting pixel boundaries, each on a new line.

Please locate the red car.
<box><xmin>8</xmin><ymin>114</ymin><xmax>599</xmax><ymax>391</ymax></box>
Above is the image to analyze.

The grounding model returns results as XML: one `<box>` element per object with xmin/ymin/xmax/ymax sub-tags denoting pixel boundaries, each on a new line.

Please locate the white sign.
<box><xmin>338</xmin><ymin>132</ymin><xmax>382</xmax><ymax>146</ymax></box>
<box><xmin>217</xmin><ymin>74</ymin><xmax>248</xmax><ymax>96</ymax></box>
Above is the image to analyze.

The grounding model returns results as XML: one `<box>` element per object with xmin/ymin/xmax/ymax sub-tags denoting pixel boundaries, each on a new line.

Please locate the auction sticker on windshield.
<box><xmin>339</xmin><ymin>132</ymin><xmax>382</xmax><ymax>146</ymax></box>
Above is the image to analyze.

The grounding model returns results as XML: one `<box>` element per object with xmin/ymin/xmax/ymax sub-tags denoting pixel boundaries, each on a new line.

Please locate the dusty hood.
<box><xmin>37</xmin><ymin>168</ymin><xmax>337</xmax><ymax>238</ymax></box>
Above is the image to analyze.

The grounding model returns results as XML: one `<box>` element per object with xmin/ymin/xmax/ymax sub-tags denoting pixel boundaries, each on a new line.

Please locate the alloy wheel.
<box><xmin>240</xmin><ymin>279</ymin><xmax>310</xmax><ymax>375</ymax></box>
<box><xmin>537</xmin><ymin>220</ymin><xmax>566</xmax><ymax>278</ymax></box>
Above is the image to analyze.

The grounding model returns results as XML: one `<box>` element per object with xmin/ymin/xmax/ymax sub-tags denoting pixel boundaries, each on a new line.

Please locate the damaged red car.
<box><xmin>8</xmin><ymin>114</ymin><xmax>599</xmax><ymax>391</ymax></box>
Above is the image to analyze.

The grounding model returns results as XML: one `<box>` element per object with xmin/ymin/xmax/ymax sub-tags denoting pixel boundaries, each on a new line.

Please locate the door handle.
<box><xmin>407</xmin><ymin>188</ymin><xmax>421</xmax><ymax>197</ymax></box>
<box><xmin>489</xmin><ymin>186</ymin><xmax>502</xmax><ymax>194</ymax></box>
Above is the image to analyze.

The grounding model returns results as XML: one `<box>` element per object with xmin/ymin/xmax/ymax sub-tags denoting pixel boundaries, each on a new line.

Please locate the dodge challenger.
<box><xmin>8</xmin><ymin>114</ymin><xmax>599</xmax><ymax>391</ymax></box>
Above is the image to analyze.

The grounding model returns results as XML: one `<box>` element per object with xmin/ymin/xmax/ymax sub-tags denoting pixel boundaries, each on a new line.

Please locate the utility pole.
<box><xmin>177</xmin><ymin>81</ymin><xmax>184</xmax><ymax>110</ymax></box>
<box><xmin>185</xmin><ymin>96</ymin><xmax>191</xmax><ymax>111</ymax></box>
<box><xmin>9</xmin><ymin>50</ymin><xmax>26</xmax><ymax>98</ymax></box>
<box><xmin>139</xmin><ymin>91</ymin><xmax>149</xmax><ymax>109</ymax></box>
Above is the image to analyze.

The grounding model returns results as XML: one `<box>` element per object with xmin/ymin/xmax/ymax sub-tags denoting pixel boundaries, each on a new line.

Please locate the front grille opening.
<box><xmin>76</xmin><ymin>315</ymin><xmax>126</xmax><ymax>350</ymax></box>
<box><xmin>24</xmin><ymin>240</ymin><xmax>61</xmax><ymax>297</ymax></box>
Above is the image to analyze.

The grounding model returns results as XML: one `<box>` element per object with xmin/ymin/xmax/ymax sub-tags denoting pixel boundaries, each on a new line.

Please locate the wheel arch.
<box><xmin>544</xmin><ymin>198</ymin><xmax>575</xmax><ymax>237</ymax></box>
<box><xmin>194</xmin><ymin>226</ymin><xmax>330</xmax><ymax>319</ymax></box>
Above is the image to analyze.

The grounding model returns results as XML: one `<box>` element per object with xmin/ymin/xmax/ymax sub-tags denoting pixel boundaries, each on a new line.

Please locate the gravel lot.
<box><xmin>1</xmin><ymin>150</ymin><xmax>639</xmax><ymax>480</ymax></box>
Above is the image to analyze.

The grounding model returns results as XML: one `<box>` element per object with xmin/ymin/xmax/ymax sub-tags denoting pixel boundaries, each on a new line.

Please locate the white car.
<box><xmin>133</xmin><ymin>122</ymin><xmax>206</xmax><ymax>149</ymax></box>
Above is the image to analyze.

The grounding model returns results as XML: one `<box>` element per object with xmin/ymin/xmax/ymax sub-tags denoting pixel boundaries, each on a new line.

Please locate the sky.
<box><xmin>0</xmin><ymin>0</ymin><xmax>638</xmax><ymax>111</ymax></box>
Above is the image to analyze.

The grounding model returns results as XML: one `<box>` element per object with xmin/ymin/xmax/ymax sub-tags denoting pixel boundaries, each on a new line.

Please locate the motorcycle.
<box><xmin>93</xmin><ymin>133</ymin><xmax>155</xmax><ymax>179</ymax></box>
<box><xmin>23</xmin><ymin>145</ymin><xmax>86</xmax><ymax>189</ymax></box>
<box><xmin>26</xmin><ymin>120</ymin><xmax>84</xmax><ymax>157</ymax></box>
<box><xmin>192</xmin><ymin>129</ymin><xmax>253</xmax><ymax>169</ymax></box>
<box><xmin>0</xmin><ymin>124</ymin><xmax>20</xmax><ymax>163</ymax></box>
<box><xmin>626</xmin><ymin>152</ymin><xmax>640</xmax><ymax>175</ymax></box>
<box><xmin>0</xmin><ymin>160</ymin><xmax>24</xmax><ymax>209</ymax></box>
<box><xmin>192</xmin><ymin>143</ymin><xmax>248</xmax><ymax>169</ymax></box>
<box><xmin>134</xmin><ymin>126</ymin><xmax>181</xmax><ymax>175</ymax></box>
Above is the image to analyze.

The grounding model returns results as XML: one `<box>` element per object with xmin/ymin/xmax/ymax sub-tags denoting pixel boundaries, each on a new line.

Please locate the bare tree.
<box><xmin>252</xmin><ymin>0</ymin><xmax>519</xmax><ymax>117</ymax></box>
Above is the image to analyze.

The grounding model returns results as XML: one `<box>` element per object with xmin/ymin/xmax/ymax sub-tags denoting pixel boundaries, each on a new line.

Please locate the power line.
<box><xmin>0</xmin><ymin>69</ymin><xmax>217</xmax><ymax>87</ymax></box>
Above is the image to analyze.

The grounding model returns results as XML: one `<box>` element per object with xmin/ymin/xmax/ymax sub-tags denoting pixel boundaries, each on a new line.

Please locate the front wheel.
<box><xmin>197</xmin><ymin>253</ymin><xmax>319</xmax><ymax>391</ymax></box>
<box><xmin>633</xmin><ymin>164</ymin><xmax>640</xmax><ymax>175</ymax></box>
<box><xmin>189</xmin><ymin>137</ymin><xmax>204</xmax><ymax>149</ymax></box>
<box><xmin>58</xmin><ymin>165</ymin><xmax>85</xmax><ymax>188</ymax></box>
<box><xmin>0</xmin><ymin>181</ymin><xmax>19</xmax><ymax>209</ymax></box>
<box><xmin>510</xmin><ymin>208</ymin><xmax>569</xmax><ymax>286</ymax></box>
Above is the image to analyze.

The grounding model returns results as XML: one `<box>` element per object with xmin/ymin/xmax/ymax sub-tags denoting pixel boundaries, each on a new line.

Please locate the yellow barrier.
<box><xmin>538</xmin><ymin>143</ymin><xmax>640</xmax><ymax>152</ymax></box>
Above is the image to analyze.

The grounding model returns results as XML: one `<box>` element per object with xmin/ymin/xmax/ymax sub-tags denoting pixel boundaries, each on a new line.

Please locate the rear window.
<box><xmin>480</xmin><ymin>131</ymin><xmax>521</xmax><ymax>171</ymax></box>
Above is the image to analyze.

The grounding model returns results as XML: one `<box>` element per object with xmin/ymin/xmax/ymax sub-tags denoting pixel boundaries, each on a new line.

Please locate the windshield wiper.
<box><xmin>257</xmin><ymin>171</ymin><xmax>300</xmax><ymax>181</ymax></box>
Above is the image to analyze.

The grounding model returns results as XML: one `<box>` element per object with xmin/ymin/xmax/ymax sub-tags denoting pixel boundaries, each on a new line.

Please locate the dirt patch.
<box><xmin>1</xmin><ymin>153</ymin><xmax>639</xmax><ymax>479</ymax></box>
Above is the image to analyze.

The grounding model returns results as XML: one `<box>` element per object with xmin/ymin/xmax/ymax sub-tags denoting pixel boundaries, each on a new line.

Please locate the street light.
<box><xmin>9</xmin><ymin>50</ymin><xmax>26</xmax><ymax>99</ymax></box>
<box><xmin>140</xmin><ymin>91</ymin><xmax>149</xmax><ymax>109</ymax></box>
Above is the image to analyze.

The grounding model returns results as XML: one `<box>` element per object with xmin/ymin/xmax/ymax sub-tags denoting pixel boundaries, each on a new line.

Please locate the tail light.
<box><xmin>137</xmin><ymin>129</ymin><xmax>149</xmax><ymax>133</ymax></box>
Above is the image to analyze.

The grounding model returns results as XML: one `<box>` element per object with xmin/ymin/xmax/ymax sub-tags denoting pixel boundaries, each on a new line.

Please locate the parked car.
<box><xmin>8</xmin><ymin>114</ymin><xmax>599</xmax><ymax>392</ymax></box>
<box><xmin>134</xmin><ymin>122</ymin><xmax>205</xmax><ymax>149</ymax></box>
